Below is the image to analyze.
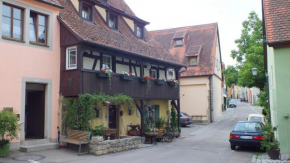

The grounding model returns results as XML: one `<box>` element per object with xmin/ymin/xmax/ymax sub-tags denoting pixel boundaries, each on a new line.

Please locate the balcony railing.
<box><xmin>81</xmin><ymin>70</ymin><xmax>179</xmax><ymax>100</ymax></box>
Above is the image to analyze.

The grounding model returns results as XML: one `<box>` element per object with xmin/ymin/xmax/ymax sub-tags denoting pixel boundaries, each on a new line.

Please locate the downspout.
<box><xmin>209</xmin><ymin>75</ymin><xmax>213</xmax><ymax>123</ymax></box>
<box><xmin>262</xmin><ymin>0</ymin><xmax>271</xmax><ymax>123</ymax></box>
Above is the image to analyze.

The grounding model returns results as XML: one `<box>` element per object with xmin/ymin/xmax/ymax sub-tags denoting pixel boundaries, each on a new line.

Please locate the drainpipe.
<box><xmin>209</xmin><ymin>75</ymin><xmax>213</xmax><ymax>123</ymax></box>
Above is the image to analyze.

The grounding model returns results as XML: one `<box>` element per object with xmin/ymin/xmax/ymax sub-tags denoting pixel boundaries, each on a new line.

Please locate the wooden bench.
<box><xmin>60</xmin><ymin>130</ymin><xmax>91</xmax><ymax>155</ymax></box>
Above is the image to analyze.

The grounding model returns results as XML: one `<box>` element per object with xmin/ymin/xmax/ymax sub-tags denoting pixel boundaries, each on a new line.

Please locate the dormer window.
<box><xmin>136</xmin><ymin>25</ymin><xmax>143</xmax><ymax>39</ymax></box>
<box><xmin>108</xmin><ymin>13</ymin><xmax>117</xmax><ymax>29</ymax></box>
<box><xmin>189</xmin><ymin>57</ymin><xmax>198</xmax><ymax>66</ymax></box>
<box><xmin>175</xmin><ymin>39</ymin><xmax>184</xmax><ymax>46</ymax></box>
<box><xmin>81</xmin><ymin>3</ymin><xmax>91</xmax><ymax>20</ymax></box>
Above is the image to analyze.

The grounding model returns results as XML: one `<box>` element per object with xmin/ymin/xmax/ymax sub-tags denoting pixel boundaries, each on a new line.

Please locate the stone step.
<box><xmin>23</xmin><ymin>139</ymin><xmax>50</xmax><ymax>146</ymax></box>
<box><xmin>20</xmin><ymin>143</ymin><xmax>58</xmax><ymax>153</ymax></box>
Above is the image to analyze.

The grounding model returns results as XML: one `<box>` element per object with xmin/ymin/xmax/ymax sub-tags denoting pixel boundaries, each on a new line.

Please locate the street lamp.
<box><xmin>251</xmin><ymin>67</ymin><xmax>258</xmax><ymax>76</ymax></box>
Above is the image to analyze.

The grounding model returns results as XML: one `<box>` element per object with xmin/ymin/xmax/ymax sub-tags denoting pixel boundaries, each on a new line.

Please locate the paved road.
<box><xmin>1</xmin><ymin>101</ymin><xmax>263</xmax><ymax>163</ymax></box>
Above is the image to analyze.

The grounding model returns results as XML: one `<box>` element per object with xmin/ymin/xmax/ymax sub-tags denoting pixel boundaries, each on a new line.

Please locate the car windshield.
<box><xmin>250</xmin><ymin>117</ymin><xmax>262</xmax><ymax>122</ymax></box>
<box><xmin>234</xmin><ymin>122</ymin><xmax>263</xmax><ymax>132</ymax></box>
<box><xmin>229</xmin><ymin>100</ymin><xmax>236</xmax><ymax>104</ymax></box>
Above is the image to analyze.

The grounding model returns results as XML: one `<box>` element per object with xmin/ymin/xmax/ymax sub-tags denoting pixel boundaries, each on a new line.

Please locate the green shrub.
<box><xmin>0</xmin><ymin>110</ymin><xmax>20</xmax><ymax>146</ymax></box>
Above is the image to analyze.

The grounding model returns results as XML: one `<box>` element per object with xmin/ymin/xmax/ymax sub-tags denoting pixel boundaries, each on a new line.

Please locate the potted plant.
<box><xmin>168</xmin><ymin>79</ymin><xmax>179</xmax><ymax>88</ymax></box>
<box><xmin>0</xmin><ymin>110</ymin><xmax>19</xmax><ymax>157</ymax></box>
<box><xmin>121</xmin><ymin>72</ymin><xmax>133</xmax><ymax>81</ymax></box>
<box><xmin>155</xmin><ymin>78</ymin><xmax>166</xmax><ymax>85</ymax></box>
<box><xmin>140</xmin><ymin>75</ymin><xmax>152</xmax><ymax>83</ymax></box>
<box><xmin>261</xmin><ymin>124</ymin><xmax>280</xmax><ymax>160</ymax></box>
<box><xmin>97</xmin><ymin>68</ymin><xmax>113</xmax><ymax>78</ymax></box>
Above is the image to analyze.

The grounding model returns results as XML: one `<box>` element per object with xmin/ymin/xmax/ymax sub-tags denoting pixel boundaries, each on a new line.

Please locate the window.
<box><xmin>2</xmin><ymin>4</ymin><xmax>23</xmax><ymax>40</ymax></box>
<box><xmin>95</xmin><ymin>107</ymin><xmax>102</xmax><ymax>119</ymax></box>
<box><xmin>167</xmin><ymin>68</ymin><xmax>175</xmax><ymax>80</ymax></box>
<box><xmin>151</xmin><ymin>69</ymin><xmax>157</xmax><ymax>79</ymax></box>
<box><xmin>81</xmin><ymin>3</ymin><xmax>91</xmax><ymax>20</ymax></box>
<box><xmin>66</xmin><ymin>46</ymin><xmax>77</xmax><ymax>70</ymax></box>
<box><xmin>108</xmin><ymin>13</ymin><xmax>117</xmax><ymax>29</ymax></box>
<box><xmin>175</xmin><ymin>39</ymin><xmax>184</xmax><ymax>46</ymax></box>
<box><xmin>127</xmin><ymin>107</ymin><xmax>133</xmax><ymax>116</ymax></box>
<box><xmin>189</xmin><ymin>57</ymin><xmax>198</xmax><ymax>66</ymax></box>
<box><xmin>136</xmin><ymin>25</ymin><xmax>143</xmax><ymax>38</ymax></box>
<box><xmin>102</xmin><ymin>55</ymin><xmax>111</xmax><ymax>69</ymax></box>
<box><xmin>30</xmin><ymin>12</ymin><xmax>47</xmax><ymax>44</ymax></box>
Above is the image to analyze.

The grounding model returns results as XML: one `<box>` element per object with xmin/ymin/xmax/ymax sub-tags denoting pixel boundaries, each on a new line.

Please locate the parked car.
<box><xmin>240</xmin><ymin>98</ymin><xmax>246</xmax><ymax>102</ymax></box>
<box><xmin>248</xmin><ymin>114</ymin><xmax>265</xmax><ymax>125</ymax></box>
<box><xmin>229</xmin><ymin>99</ymin><xmax>237</xmax><ymax>108</ymax></box>
<box><xmin>180</xmin><ymin>112</ymin><xmax>193</xmax><ymax>127</ymax></box>
<box><xmin>229</xmin><ymin>121</ymin><xmax>264</xmax><ymax>150</ymax></box>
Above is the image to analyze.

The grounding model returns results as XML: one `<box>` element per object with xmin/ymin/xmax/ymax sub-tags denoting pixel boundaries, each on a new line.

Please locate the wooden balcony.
<box><xmin>60</xmin><ymin>69</ymin><xmax>179</xmax><ymax>100</ymax></box>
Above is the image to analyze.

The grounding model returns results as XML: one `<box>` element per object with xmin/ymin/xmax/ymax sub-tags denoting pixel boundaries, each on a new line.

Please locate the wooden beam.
<box><xmin>140</xmin><ymin>100</ymin><xmax>144</xmax><ymax>136</ymax></box>
<box><xmin>134</xmin><ymin>99</ymin><xmax>142</xmax><ymax>114</ymax></box>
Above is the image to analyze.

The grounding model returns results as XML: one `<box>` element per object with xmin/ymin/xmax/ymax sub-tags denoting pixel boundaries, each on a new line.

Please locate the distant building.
<box><xmin>151</xmin><ymin>23</ymin><xmax>223</xmax><ymax>123</ymax></box>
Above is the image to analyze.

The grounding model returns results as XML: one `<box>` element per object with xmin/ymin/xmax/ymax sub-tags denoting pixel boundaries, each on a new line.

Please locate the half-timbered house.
<box><xmin>58</xmin><ymin>0</ymin><xmax>185</xmax><ymax>138</ymax></box>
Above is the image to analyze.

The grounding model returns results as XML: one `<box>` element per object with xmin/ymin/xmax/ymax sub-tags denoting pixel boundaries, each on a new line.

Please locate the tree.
<box><xmin>231</xmin><ymin>11</ymin><xmax>266</xmax><ymax>90</ymax></box>
<box><xmin>223</xmin><ymin>65</ymin><xmax>238</xmax><ymax>87</ymax></box>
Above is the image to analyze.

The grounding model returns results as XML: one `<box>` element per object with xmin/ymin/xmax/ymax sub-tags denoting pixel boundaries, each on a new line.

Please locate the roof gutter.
<box><xmin>81</xmin><ymin>40</ymin><xmax>185</xmax><ymax>68</ymax></box>
<box><xmin>35</xmin><ymin>0</ymin><xmax>64</xmax><ymax>9</ymax></box>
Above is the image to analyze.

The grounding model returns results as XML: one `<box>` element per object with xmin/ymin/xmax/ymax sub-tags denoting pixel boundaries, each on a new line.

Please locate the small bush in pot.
<box><xmin>261</xmin><ymin>124</ymin><xmax>280</xmax><ymax>160</ymax></box>
<box><xmin>0</xmin><ymin>110</ymin><xmax>20</xmax><ymax>157</ymax></box>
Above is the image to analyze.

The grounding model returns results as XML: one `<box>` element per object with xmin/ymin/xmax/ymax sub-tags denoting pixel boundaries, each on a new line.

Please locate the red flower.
<box><xmin>149</xmin><ymin>76</ymin><xmax>152</xmax><ymax>80</ymax></box>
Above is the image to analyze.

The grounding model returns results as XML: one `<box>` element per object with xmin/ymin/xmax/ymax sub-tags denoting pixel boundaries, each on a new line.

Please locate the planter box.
<box><xmin>144</xmin><ymin>131</ymin><xmax>157</xmax><ymax>136</ymax></box>
<box><xmin>0</xmin><ymin>143</ymin><xmax>10</xmax><ymax>157</ymax></box>
<box><xmin>139</xmin><ymin>78</ymin><xmax>148</xmax><ymax>83</ymax></box>
<box><xmin>168</xmin><ymin>81</ymin><xmax>176</xmax><ymax>86</ymax></box>
<box><xmin>97</xmin><ymin>72</ymin><xmax>109</xmax><ymax>78</ymax></box>
<box><xmin>121</xmin><ymin>75</ymin><xmax>133</xmax><ymax>81</ymax></box>
<box><xmin>127</xmin><ymin>130</ymin><xmax>140</xmax><ymax>136</ymax></box>
<box><xmin>155</xmin><ymin>80</ymin><xmax>166</xmax><ymax>85</ymax></box>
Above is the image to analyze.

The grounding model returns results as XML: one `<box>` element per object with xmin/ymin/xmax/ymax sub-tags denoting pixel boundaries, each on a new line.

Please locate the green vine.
<box><xmin>63</xmin><ymin>93</ymin><xmax>134</xmax><ymax>131</ymax></box>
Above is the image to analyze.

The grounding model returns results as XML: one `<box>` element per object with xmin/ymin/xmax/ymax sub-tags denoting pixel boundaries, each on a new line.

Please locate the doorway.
<box><xmin>108</xmin><ymin>105</ymin><xmax>117</xmax><ymax>129</ymax></box>
<box><xmin>25</xmin><ymin>83</ymin><xmax>45</xmax><ymax>139</ymax></box>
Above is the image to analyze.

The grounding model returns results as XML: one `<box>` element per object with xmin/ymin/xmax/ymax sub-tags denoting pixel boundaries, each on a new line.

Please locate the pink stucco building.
<box><xmin>0</xmin><ymin>0</ymin><xmax>63</xmax><ymax>151</ymax></box>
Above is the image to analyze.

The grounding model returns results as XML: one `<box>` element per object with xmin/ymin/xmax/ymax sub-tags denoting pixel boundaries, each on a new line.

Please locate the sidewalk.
<box><xmin>252</xmin><ymin>153</ymin><xmax>290</xmax><ymax>163</ymax></box>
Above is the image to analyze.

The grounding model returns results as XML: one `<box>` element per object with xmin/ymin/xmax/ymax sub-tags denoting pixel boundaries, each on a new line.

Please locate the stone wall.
<box><xmin>90</xmin><ymin>136</ymin><xmax>142</xmax><ymax>156</ymax></box>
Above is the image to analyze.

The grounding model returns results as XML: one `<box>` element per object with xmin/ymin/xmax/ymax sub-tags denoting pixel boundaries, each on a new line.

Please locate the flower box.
<box><xmin>97</xmin><ymin>72</ymin><xmax>109</xmax><ymax>78</ymax></box>
<box><xmin>155</xmin><ymin>80</ymin><xmax>166</xmax><ymax>85</ymax></box>
<box><xmin>168</xmin><ymin>81</ymin><xmax>176</xmax><ymax>86</ymax></box>
<box><xmin>139</xmin><ymin>78</ymin><xmax>148</xmax><ymax>83</ymax></box>
<box><xmin>121</xmin><ymin>75</ymin><xmax>133</xmax><ymax>81</ymax></box>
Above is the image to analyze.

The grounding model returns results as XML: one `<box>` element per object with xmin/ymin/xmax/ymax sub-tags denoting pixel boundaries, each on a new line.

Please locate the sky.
<box><xmin>124</xmin><ymin>0</ymin><xmax>262</xmax><ymax>67</ymax></box>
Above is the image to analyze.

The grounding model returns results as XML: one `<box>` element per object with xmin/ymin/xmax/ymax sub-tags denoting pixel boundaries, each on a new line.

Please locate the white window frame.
<box><xmin>166</xmin><ymin>68</ymin><xmax>175</xmax><ymax>80</ymax></box>
<box><xmin>66</xmin><ymin>46</ymin><xmax>77</xmax><ymax>70</ymax></box>
<box><xmin>102</xmin><ymin>54</ymin><xmax>112</xmax><ymax>69</ymax></box>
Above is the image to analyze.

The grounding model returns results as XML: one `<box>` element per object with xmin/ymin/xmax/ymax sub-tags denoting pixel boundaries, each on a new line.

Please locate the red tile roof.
<box><xmin>58</xmin><ymin>0</ymin><xmax>182</xmax><ymax>66</ymax></box>
<box><xmin>264</xmin><ymin>0</ymin><xmax>290</xmax><ymax>44</ymax></box>
<box><xmin>36</xmin><ymin>0</ymin><xmax>63</xmax><ymax>8</ymax></box>
<box><xmin>150</xmin><ymin>23</ymin><xmax>219</xmax><ymax>77</ymax></box>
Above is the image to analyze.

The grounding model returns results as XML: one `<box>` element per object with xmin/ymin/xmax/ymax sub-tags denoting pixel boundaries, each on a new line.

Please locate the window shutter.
<box><xmin>155</xmin><ymin>105</ymin><xmax>160</xmax><ymax>122</ymax></box>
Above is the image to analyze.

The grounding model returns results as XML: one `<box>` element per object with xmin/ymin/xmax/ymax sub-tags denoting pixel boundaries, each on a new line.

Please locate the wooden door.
<box><xmin>26</xmin><ymin>91</ymin><xmax>45</xmax><ymax>139</ymax></box>
<box><xmin>109</xmin><ymin>106</ymin><xmax>117</xmax><ymax>129</ymax></box>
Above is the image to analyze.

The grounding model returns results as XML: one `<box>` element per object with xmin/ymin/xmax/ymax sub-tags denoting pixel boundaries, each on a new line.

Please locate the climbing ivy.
<box><xmin>63</xmin><ymin>93</ymin><xmax>134</xmax><ymax>131</ymax></box>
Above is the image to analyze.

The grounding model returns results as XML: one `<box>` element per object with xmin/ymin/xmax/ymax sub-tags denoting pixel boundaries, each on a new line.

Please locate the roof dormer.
<box><xmin>173</xmin><ymin>31</ymin><xmax>187</xmax><ymax>47</ymax></box>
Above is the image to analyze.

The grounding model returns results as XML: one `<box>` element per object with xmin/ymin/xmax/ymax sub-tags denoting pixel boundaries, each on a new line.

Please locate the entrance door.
<box><xmin>25</xmin><ymin>84</ymin><xmax>45</xmax><ymax>139</ymax></box>
<box><xmin>108</xmin><ymin>106</ymin><xmax>117</xmax><ymax>129</ymax></box>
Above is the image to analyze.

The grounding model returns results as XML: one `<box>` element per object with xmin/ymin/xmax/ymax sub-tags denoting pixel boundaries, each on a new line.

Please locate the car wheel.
<box><xmin>231</xmin><ymin>144</ymin><xmax>236</xmax><ymax>150</ymax></box>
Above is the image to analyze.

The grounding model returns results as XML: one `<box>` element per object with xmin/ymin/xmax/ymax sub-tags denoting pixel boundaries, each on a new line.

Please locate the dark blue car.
<box><xmin>229</xmin><ymin>121</ymin><xmax>264</xmax><ymax>150</ymax></box>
